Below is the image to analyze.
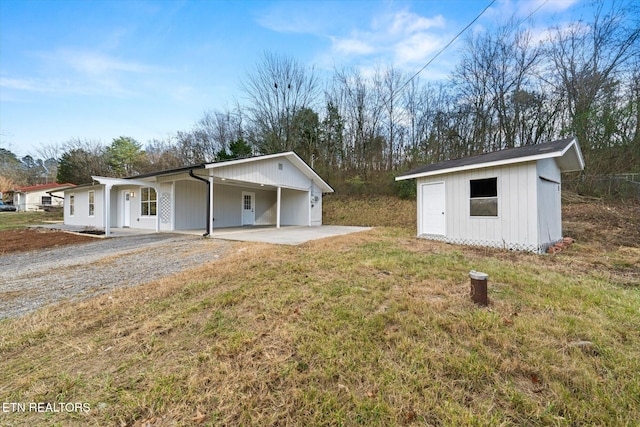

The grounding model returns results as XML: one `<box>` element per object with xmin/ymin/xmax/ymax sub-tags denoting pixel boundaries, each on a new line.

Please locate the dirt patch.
<box><xmin>562</xmin><ymin>200</ymin><xmax>640</xmax><ymax>249</ymax></box>
<box><xmin>0</xmin><ymin>228</ymin><xmax>96</xmax><ymax>255</ymax></box>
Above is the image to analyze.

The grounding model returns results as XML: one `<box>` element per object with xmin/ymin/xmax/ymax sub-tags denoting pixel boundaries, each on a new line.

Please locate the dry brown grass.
<box><xmin>1</xmin><ymin>195</ymin><xmax>639</xmax><ymax>426</ymax></box>
<box><xmin>322</xmin><ymin>194</ymin><xmax>416</xmax><ymax>228</ymax></box>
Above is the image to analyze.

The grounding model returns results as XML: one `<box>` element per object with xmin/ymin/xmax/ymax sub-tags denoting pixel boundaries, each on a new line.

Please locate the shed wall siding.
<box><xmin>417</xmin><ymin>162</ymin><xmax>540</xmax><ymax>251</ymax></box>
<box><xmin>536</xmin><ymin>158</ymin><xmax>562</xmax><ymax>249</ymax></box>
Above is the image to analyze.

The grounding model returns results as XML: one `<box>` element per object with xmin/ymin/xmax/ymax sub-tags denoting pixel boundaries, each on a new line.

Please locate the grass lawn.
<box><xmin>0</xmin><ymin>195</ymin><xmax>638</xmax><ymax>426</ymax></box>
<box><xmin>0</xmin><ymin>209</ymin><xmax>63</xmax><ymax>231</ymax></box>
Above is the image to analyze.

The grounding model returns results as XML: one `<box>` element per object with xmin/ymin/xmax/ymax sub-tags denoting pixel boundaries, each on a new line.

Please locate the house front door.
<box><xmin>420</xmin><ymin>182</ymin><xmax>445</xmax><ymax>235</ymax></box>
<box><xmin>123</xmin><ymin>191</ymin><xmax>131</xmax><ymax>227</ymax></box>
<box><xmin>242</xmin><ymin>191</ymin><xmax>255</xmax><ymax>225</ymax></box>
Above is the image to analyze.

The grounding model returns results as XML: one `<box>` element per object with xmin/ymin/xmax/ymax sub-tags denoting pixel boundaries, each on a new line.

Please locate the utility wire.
<box><xmin>385</xmin><ymin>0</ymin><xmax>549</xmax><ymax>107</ymax></box>
<box><xmin>393</xmin><ymin>0</ymin><xmax>497</xmax><ymax>98</ymax></box>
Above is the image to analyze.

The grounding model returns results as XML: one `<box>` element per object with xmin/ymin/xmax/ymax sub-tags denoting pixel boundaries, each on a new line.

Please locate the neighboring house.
<box><xmin>395</xmin><ymin>137</ymin><xmax>585</xmax><ymax>253</ymax></box>
<box><xmin>62</xmin><ymin>152</ymin><xmax>334</xmax><ymax>236</ymax></box>
<box><xmin>13</xmin><ymin>183</ymin><xmax>76</xmax><ymax>211</ymax></box>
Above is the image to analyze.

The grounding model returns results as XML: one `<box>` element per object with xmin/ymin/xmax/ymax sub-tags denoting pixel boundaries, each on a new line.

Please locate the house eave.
<box><xmin>205</xmin><ymin>151</ymin><xmax>334</xmax><ymax>193</ymax></box>
<box><xmin>396</xmin><ymin>138</ymin><xmax>584</xmax><ymax>181</ymax></box>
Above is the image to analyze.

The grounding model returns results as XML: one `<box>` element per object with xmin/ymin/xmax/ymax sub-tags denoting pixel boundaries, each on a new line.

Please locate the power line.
<box><xmin>394</xmin><ymin>0</ymin><xmax>497</xmax><ymax>97</ymax></box>
<box><xmin>386</xmin><ymin>0</ymin><xmax>550</xmax><ymax>107</ymax></box>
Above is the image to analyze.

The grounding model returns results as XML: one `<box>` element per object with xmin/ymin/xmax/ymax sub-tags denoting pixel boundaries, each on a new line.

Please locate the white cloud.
<box><xmin>0</xmin><ymin>77</ymin><xmax>42</xmax><ymax>92</ymax></box>
<box><xmin>518</xmin><ymin>0</ymin><xmax>579</xmax><ymax>15</ymax></box>
<box><xmin>1</xmin><ymin>49</ymin><xmax>171</xmax><ymax>99</ymax></box>
<box><xmin>487</xmin><ymin>0</ymin><xmax>581</xmax><ymax>21</ymax></box>
<box><xmin>326</xmin><ymin>8</ymin><xmax>451</xmax><ymax>71</ymax></box>
<box><xmin>394</xmin><ymin>32</ymin><xmax>443</xmax><ymax>65</ymax></box>
<box><xmin>48</xmin><ymin>49</ymin><xmax>156</xmax><ymax>76</ymax></box>
<box><xmin>389</xmin><ymin>11</ymin><xmax>445</xmax><ymax>35</ymax></box>
<box><xmin>331</xmin><ymin>36</ymin><xmax>375</xmax><ymax>55</ymax></box>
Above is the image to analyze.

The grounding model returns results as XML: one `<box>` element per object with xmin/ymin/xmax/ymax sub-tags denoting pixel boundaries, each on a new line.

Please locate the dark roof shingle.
<box><xmin>398</xmin><ymin>138</ymin><xmax>577</xmax><ymax>178</ymax></box>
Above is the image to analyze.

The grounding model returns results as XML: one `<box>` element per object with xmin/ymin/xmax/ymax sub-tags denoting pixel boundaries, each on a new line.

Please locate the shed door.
<box><xmin>242</xmin><ymin>192</ymin><xmax>255</xmax><ymax>225</ymax></box>
<box><xmin>420</xmin><ymin>182</ymin><xmax>446</xmax><ymax>235</ymax></box>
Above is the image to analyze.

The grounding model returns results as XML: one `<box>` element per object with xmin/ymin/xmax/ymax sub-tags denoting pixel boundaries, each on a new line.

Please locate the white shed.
<box><xmin>63</xmin><ymin>152</ymin><xmax>333</xmax><ymax>236</ymax></box>
<box><xmin>396</xmin><ymin>138</ymin><xmax>584</xmax><ymax>253</ymax></box>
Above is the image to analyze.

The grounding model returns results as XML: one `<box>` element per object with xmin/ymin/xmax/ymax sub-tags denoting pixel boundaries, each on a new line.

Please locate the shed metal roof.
<box><xmin>396</xmin><ymin>137</ymin><xmax>584</xmax><ymax>181</ymax></box>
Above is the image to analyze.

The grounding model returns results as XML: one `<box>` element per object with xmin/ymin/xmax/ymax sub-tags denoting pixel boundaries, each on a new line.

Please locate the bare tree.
<box><xmin>375</xmin><ymin>66</ymin><xmax>407</xmax><ymax>170</ymax></box>
<box><xmin>547</xmin><ymin>0</ymin><xmax>640</xmax><ymax>156</ymax></box>
<box><xmin>454</xmin><ymin>21</ymin><xmax>545</xmax><ymax>152</ymax></box>
<box><xmin>241</xmin><ymin>52</ymin><xmax>320</xmax><ymax>154</ymax></box>
<box><xmin>56</xmin><ymin>138</ymin><xmax>109</xmax><ymax>184</ymax></box>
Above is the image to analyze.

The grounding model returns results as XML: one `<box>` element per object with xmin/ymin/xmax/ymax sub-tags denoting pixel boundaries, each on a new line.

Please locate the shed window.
<box><xmin>88</xmin><ymin>190</ymin><xmax>95</xmax><ymax>217</ymax></box>
<box><xmin>470</xmin><ymin>178</ymin><xmax>498</xmax><ymax>217</ymax></box>
<box><xmin>69</xmin><ymin>194</ymin><xmax>75</xmax><ymax>216</ymax></box>
<box><xmin>41</xmin><ymin>196</ymin><xmax>52</xmax><ymax>206</ymax></box>
<box><xmin>141</xmin><ymin>187</ymin><xmax>157</xmax><ymax>216</ymax></box>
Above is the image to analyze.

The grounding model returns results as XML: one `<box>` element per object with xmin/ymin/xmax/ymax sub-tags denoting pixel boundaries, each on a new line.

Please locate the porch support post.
<box><xmin>276</xmin><ymin>186</ymin><xmax>281</xmax><ymax>229</ymax></box>
<box><xmin>209</xmin><ymin>175</ymin><xmax>214</xmax><ymax>233</ymax></box>
<box><xmin>308</xmin><ymin>190</ymin><xmax>312</xmax><ymax>226</ymax></box>
<box><xmin>104</xmin><ymin>184</ymin><xmax>112</xmax><ymax>237</ymax></box>
<box><xmin>155</xmin><ymin>191</ymin><xmax>160</xmax><ymax>233</ymax></box>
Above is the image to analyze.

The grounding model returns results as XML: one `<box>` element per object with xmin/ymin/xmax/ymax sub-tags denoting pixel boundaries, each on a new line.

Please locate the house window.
<box><xmin>41</xmin><ymin>196</ymin><xmax>52</xmax><ymax>206</ymax></box>
<box><xmin>141</xmin><ymin>187</ymin><xmax>157</xmax><ymax>216</ymax></box>
<box><xmin>69</xmin><ymin>194</ymin><xmax>75</xmax><ymax>216</ymax></box>
<box><xmin>470</xmin><ymin>178</ymin><xmax>498</xmax><ymax>217</ymax></box>
<box><xmin>88</xmin><ymin>190</ymin><xmax>95</xmax><ymax>217</ymax></box>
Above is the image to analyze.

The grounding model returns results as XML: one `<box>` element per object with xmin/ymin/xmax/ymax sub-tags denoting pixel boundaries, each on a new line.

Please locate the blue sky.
<box><xmin>1</xmin><ymin>0</ymin><xmax>592</xmax><ymax>157</ymax></box>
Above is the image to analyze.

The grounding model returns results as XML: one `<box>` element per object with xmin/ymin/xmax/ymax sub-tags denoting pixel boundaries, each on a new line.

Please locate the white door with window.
<box><xmin>242</xmin><ymin>192</ymin><xmax>255</xmax><ymax>225</ymax></box>
<box><xmin>420</xmin><ymin>182</ymin><xmax>446</xmax><ymax>235</ymax></box>
<box><xmin>123</xmin><ymin>191</ymin><xmax>131</xmax><ymax>227</ymax></box>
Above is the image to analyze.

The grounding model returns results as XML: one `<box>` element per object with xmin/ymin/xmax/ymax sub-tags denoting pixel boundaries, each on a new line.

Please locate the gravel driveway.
<box><xmin>0</xmin><ymin>234</ymin><xmax>231</xmax><ymax>319</ymax></box>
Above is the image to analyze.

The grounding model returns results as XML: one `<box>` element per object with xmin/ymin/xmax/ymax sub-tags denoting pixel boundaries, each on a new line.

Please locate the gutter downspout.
<box><xmin>189</xmin><ymin>170</ymin><xmax>211</xmax><ymax>237</ymax></box>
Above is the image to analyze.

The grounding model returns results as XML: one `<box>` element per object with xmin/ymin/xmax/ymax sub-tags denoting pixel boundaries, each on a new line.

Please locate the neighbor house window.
<box><xmin>69</xmin><ymin>194</ymin><xmax>75</xmax><ymax>216</ymax></box>
<box><xmin>88</xmin><ymin>190</ymin><xmax>95</xmax><ymax>217</ymax></box>
<box><xmin>141</xmin><ymin>187</ymin><xmax>157</xmax><ymax>216</ymax></box>
<box><xmin>41</xmin><ymin>196</ymin><xmax>52</xmax><ymax>206</ymax></box>
<box><xmin>470</xmin><ymin>178</ymin><xmax>498</xmax><ymax>217</ymax></box>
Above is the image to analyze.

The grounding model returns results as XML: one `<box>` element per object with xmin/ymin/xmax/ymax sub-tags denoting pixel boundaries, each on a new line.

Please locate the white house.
<box><xmin>395</xmin><ymin>137</ymin><xmax>585</xmax><ymax>253</ymax></box>
<box><xmin>62</xmin><ymin>152</ymin><xmax>333</xmax><ymax>236</ymax></box>
<box><xmin>13</xmin><ymin>183</ymin><xmax>75</xmax><ymax>211</ymax></box>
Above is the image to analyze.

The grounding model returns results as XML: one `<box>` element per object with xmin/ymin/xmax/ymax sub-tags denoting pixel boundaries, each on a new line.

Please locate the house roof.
<box><xmin>73</xmin><ymin>152</ymin><xmax>333</xmax><ymax>193</ymax></box>
<box><xmin>126</xmin><ymin>152</ymin><xmax>334</xmax><ymax>193</ymax></box>
<box><xmin>396</xmin><ymin>137</ymin><xmax>584</xmax><ymax>181</ymax></box>
<box><xmin>126</xmin><ymin>163</ymin><xmax>206</xmax><ymax>180</ymax></box>
<box><xmin>204</xmin><ymin>151</ymin><xmax>334</xmax><ymax>193</ymax></box>
<box><xmin>14</xmin><ymin>182</ymin><xmax>76</xmax><ymax>193</ymax></box>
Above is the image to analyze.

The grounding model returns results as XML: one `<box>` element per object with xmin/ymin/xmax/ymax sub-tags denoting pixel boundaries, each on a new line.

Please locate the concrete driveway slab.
<box><xmin>211</xmin><ymin>225</ymin><xmax>372</xmax><ymax>245</ymax></box>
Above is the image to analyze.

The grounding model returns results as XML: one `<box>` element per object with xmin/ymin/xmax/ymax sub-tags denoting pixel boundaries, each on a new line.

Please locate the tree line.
<box><xmin>2</xmin><ymin>0</ymin><xmax>638</xmax><ymax>198</ymax></box>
